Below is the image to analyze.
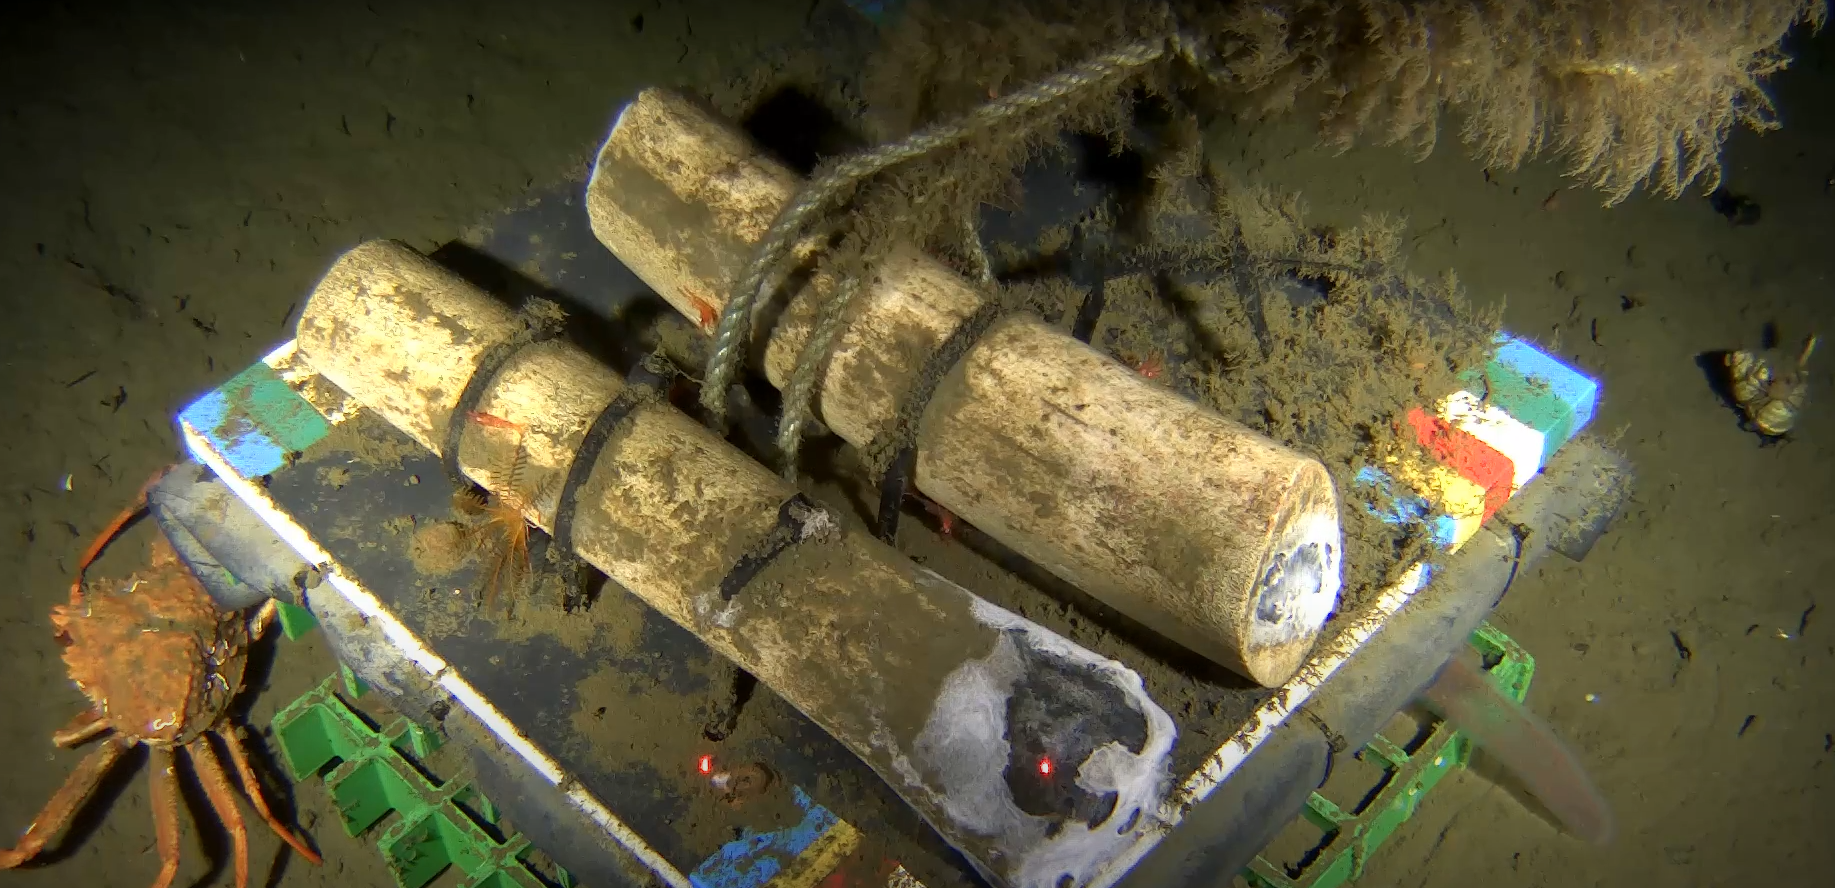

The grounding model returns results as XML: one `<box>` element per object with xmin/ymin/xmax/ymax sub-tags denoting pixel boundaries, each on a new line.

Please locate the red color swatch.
<box><xmin>1405</xmin><ymin>407</ymin><xmax>1513</xmax><ymax>521</ymax></box>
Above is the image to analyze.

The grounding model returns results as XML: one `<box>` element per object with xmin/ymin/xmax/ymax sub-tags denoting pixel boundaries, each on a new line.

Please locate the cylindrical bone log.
<box><xmin>295</xmin><ymin>240</ymin><xmax>1178</xmax><ymax>888</ymax></box>
<box><xmin>586</xmin><ymin>89</ymin><xmax>1342</xmax><ymax>686</ymax></box>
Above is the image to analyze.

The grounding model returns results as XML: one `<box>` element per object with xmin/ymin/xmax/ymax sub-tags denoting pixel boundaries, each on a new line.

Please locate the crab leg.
<box><xmin>50</xmin><ymin>707</ymin><xmax>111</xmax><ymax>748</ymax></box>
<box><xmin>190</xmin><ymin>737</ymin><xmax>251</xmax><ymax>888</ymax></box>
<box><xmin>0</xmin><ymin>735</ymin><xmax>129</xmax><ymax>868</ymax></box>
<box><xmin>70</xmin><ymin>465</ymin><xmax>173</xmax><ymax>602</ymax></box>
<box><xmin>219</xmin><ymin>727</ymin><xmax>322</xmax><ymax>863</ymax></box>
<box><xmin>250</xmin><ymin>599</ymin><xmax>280</xmax><ymax>641</ymax></box>
<box><xmin>149</xmin><ymin>746</ymin><xmax>183</xmax><ymax>888</ymax></box>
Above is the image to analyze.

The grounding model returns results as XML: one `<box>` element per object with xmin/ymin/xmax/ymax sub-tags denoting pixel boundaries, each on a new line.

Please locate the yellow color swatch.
<box><xmin>1385</xmin><ymin>450</ymin><xmax>1487</xmax><ymax>552</ymax></box>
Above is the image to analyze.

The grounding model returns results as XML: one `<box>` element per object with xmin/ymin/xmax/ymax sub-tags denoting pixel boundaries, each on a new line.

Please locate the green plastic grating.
<box><xmin>270</xmin><ymin>666</ymin><xmax>568</xmax><ymax>888</ymax></box>
<box><xmin>278</xmin><ymin>590</ymin><xmax>1525</xmax><ymax>888</ymax></box>
<box><xmin>275</xmin><ymin>599</ymin><xmax>318</xmax><ymax>641</ymax></box>
<box><xmin>1242</xmin><ymin>622</ymin><xmax>1534</xmax><ymax>888</ymax></box>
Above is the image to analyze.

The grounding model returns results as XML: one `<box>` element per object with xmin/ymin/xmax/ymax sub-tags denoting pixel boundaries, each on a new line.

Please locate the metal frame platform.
<box><xmin>154</xmin><ymin>171</ymin><xmax>1629</xmax><ymax>887</ymax></box>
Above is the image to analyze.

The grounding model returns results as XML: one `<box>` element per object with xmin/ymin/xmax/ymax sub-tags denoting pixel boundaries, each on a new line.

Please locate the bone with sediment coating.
<box><xmin>585</xmin><ymin>89</ymin><xmax>1344</xmax><ymax>687</ymax></box>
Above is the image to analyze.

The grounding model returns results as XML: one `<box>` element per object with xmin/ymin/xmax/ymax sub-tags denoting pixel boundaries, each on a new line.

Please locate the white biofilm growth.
<box><xmin>904</xmin><ymin>572</ymin><xmax>1177</xmax><ymax>888</ymax></box>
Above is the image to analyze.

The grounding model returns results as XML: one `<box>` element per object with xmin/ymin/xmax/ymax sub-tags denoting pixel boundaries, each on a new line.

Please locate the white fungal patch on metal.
<box><xmin>898</xmin><ymin>567</ymin><xmax>1178</xmax><ymax>888</ymax></box>
<box><xmin>1086</xmin><ymin>562</ymin><xmax>1432</xmax><ymax>888</ymax></box>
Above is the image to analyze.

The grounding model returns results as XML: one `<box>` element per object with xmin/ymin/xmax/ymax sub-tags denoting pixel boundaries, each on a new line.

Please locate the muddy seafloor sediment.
<box><xmin>4</xmin><ymin>3</ymin><xmax>1833</xmax><ymax>888</ymax></box>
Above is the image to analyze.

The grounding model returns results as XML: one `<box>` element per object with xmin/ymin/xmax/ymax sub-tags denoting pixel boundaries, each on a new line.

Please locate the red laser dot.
<box><xmin>1038</xmin><ymin>758</ymin><xmax>1053</xmax><ymax>776</ymax></box>
<box><xmin>698</xmin><ymin>755</ymin><xmax>713</xmax><ymax>775</ymax></box>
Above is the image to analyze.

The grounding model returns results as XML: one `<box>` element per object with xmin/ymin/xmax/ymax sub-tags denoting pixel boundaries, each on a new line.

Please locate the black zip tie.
<box><xmin>1296</xmin><ymin>705</ymin><xmax>1349</xmax><ymax>785</ymax></box>
<box><xmin>718</xmin><ymin>493</ymin><xmax>827</xmax><ymax>603</ymax></box>
<box><xmin>551</xmin><ymin>354</ymin><xmax>676</xmax><ymax>558</ymax></box>
<box><xmin>872</xmin><ymin>445</ymin><xmax>921</xmax><ymax>542</ymax></box>
<box><xmin>865</xmin><ymin>299</ymin><xmax>1010</xmax><ymax>542</ymax></box>
<box><xmin>696</xmin><ymin>490</ymin><xmax>830</xmax><ymax>749</ymax></box>
<box><xmin>1068</xmin><ymin>227</ymin><xmax>1108</xmax><ymax>344</ymax></box>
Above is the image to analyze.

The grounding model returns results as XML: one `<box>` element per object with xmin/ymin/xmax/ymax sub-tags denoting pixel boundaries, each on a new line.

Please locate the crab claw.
<box><xmin>69</xmin><ymin>465</ymin><xmax>177</xmax><ymax>604</ymax></box>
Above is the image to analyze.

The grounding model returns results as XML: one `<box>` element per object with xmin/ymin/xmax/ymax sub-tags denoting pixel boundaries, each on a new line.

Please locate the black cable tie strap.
<box><xmin>551</xmin><ymin>354</ymin><xmax>676</xmax><ymax>558</ymax></box>
<box><xmin>716</xmin><ymin>493</ymin><xmax>830</xmax><ymax>604</ymax></box>
<box><xmin>872</xmin><ymin>446</ymin><xmax>921</xmax><ymax>543</ymax></box>
<box><xmin>1067</xmin><ymin>227</ymin><xmax>1108</xmax><ymax>344</ymax></box>
<box><xmin>440</xmin><ymin>301</ymin><xmax>565</xmax><ymax>488</ymax></box>
<box><xmin>1068</xmin><ymin>270</ymin><xmax>1107</xmax><ymax>344</ymax></box>
<box><xmin>1296</xmin><ymin>705</ymin><xmax>1349</xmax><ymax>785</ymax></box>
<box><xmin>1297</xmin><ymin>705</ymin><xmax>1349</xmax><ymax>754</ymax></box>
<box><xmin>866</xmin><ymin>299</ymin><xmax>1009</xmax><ymax>542</ymax></box>
<box><xmin>1492</xmin><ymin>519</ymin><xmax>1529</xmax><ymax>608</ymax></box>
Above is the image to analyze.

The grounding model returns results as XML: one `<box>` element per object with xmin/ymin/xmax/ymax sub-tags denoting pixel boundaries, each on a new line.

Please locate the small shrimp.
<box><xmin>1134</xmin><ymin>352</ymin><xmax>1165</xmax><ymax>381</ymax></box>
<box><xmin>934</xmin><ymin>506</ymin><xmax>957</xmax><ymax>538</ymax></box>
<box><xmin>467</xmin><ymin>411</ymin><xmax>525</xmax><ymax>432</ymax></box>
<box><xmin>687</xmin><ymin>294</ymin><xmax>720</xmax><ymax>332</ymax></box>
<box><xmin>910</xmin><ymin>493</ymin><xmax>959</xmax><ymax>539</ymax></box>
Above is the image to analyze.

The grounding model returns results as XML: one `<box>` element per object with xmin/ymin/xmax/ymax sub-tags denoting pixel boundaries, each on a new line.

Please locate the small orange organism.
<box><xmin>1134</xmin><ymin>352</ymin><xmax>1165</xmax><ymax>380</ymax></box>
<box><xmin>459</xmin><ymin>411</ymin><xmax>547</xmax><ymax>612</ymax></box>
<box><xmin>687</xmin><ymin>294</ymin><xmax>719</xmax><ymax>332</ymax></box>
<box><xmin>909</xmin><ymin>492</ymin><xmax>959</xmax><ymax>540</ymax></box>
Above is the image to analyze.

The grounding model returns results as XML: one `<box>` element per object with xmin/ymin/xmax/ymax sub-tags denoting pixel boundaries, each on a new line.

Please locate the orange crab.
<box><xmin>0</xmin><ymin>468</ymin><xmax>320</xmax><ymax>888</ymax></box>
